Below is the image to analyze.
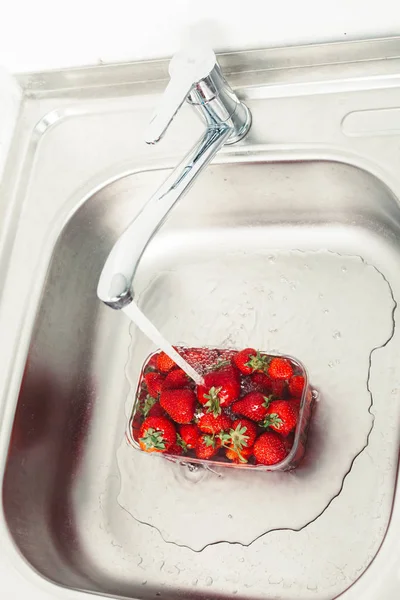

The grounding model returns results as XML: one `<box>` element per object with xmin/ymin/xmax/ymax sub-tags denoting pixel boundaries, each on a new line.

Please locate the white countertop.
<box><xmin>0</xmin><ymin>2</ymin><xmax>400</xmax><ymax>598</ymax></box>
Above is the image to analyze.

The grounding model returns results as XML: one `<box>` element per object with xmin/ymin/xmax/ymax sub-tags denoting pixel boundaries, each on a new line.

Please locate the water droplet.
<box><xmin>342</xmin><ymin>266</ymin><xmax>347</xmax><ymax>273</ymax></box>
<box><xmin>228</xmin><ymin>514</ymin><xmax>233</xmax><ymax>519</ymax></box>
<box><xmin>156</xmin><ymin>593</ymin><xmax>161</xmax><ymax>597</ymax></box>
<box><xmin>142</xmin><ymin>580</ymin><xmax>147</xmax><ymax>585</ymax></box>
<box><xmin>319</xmin><ymin>293</ymin><xmax>324</xmax><ymax>299</ymax></box>
<box><xmin>268</xmin><ymin>255</ymin><xmax>275</xmax><ymax>263</ymax></box>
<box><xmin>192</xmin><ymin>579</ymin><xmax>198</xmax><ymax>586</ymax></box>
<box><xmin>333</xmin><ymin>330</ymin><xmax>341</xmax><ymax>339</ymax></box>
<box><xmin>205</xmin><ymin>576</ymin><xmax>213</xmax><ymax>586</ymax></box>
<box><xmin>324</xmin><ymin>309</ymin><xmax>329</xmax><ymax>314</ymax></box>
<box><xmin>233</xmin><ymin>591</ymin><xmax>238</xmax><ymax>595</ymax></box>
<box><xmin>239</xmin><ymin>557</ymin><xmax>245</xmax><ymax>563</ymax></box>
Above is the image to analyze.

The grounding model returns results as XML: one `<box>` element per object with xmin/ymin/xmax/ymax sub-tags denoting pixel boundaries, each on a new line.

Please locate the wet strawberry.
<box><xmin>225</xmin><ymin>445</ymin><xmax>253</xmax><ymax>463</ymax></box>
<box><xmin>263</xmin><ymin>399</ymin><xmax>298</xmax><ymax>436</ymax></box>
<box><xmin>144</xmin><ymin>372</ymin><xmax>164</xmax><ymax>396</ymax></box>
<box><xmin>147</xmin><ymin>353</ymin><xmax>160</xmax><ymax>369</ymax></box>
<box><xmin>197</xmin><ymin>412</ymin><xmax>232</xmax><ymax>434</ymax></box>
<box><xmin>271</xmin><ymin>378</ymin><xmax>287</xmax><ymax>398</ymax></box>
<box><xmin>156</xmin><ymin>352</ymin><xmax>177</xmax><ymax>373</ymax></box>
<box><xmin>179</xmin><ymin>424</ymin><xmax>200</xmax><ymax>450</ymax></box>
<box><xmin>197</xmin><ymin>367</ymin><xmax>240</xmax><ymax>415</ymax></box>
<box><xmin>233</xmin><ymin>348</ymin><xmax>268</xmax><ymax>375</ymax></box>
<box><xmin>168</xmin><ymin>442</ymin><xmax>184</xmax><ymax>456</ymax></box>
<box><xmin>195</xmin><ymin>434</ymin><xmax>221</xmax><ymax>459</ymax></box>
<box><xmin>289</xmin><ymin>375</ymin><xmax>305</xmax><ymax>398</ymax></box>
<box><xmin>231</xmin><ymin>392</ymin><xmax>272</xmax><ymax>422</ymax></box>
<box><xmin>139</xmin><ymin>416</ymin><xmax>176</xmax><ymax>453</ymax></box>
<box><xmin>147</xmin><ymin>402</ymin><xmax>165</xmax><ymax>418</ymax></box>
<box><xmin>162</xmin><ymin>368</ymin><xmax>190</xmax><ymax>390</ymax></box>
<box><xmin>268</xmin><ymin>357</ymin><xmax>294</xmax><ymax>380</ymax></box>
<box><xmin>253</xmin><ymin>431</ymin><xmax>287</xmax><ymax>465</ymax></box>
<box><xmin>141</xmin><ymin>394</ymin><xmax>164</xmax><ymax>418</ymax></box>
<box><xmin>160</xmin><ymin>388</ymin><xmax>196</xmax><ymax>424</ymax></box>
<box><xmin>250</xmin><ymin>372</ymin><xmax>273</xmax><ymax>393</ymax></box>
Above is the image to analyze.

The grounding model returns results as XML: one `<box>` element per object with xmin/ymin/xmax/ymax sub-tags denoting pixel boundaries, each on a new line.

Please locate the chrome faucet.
<box><xmin>97</xmin><ymin>44</ymin><xmax>252</xmax><ymax>309</ymax></box>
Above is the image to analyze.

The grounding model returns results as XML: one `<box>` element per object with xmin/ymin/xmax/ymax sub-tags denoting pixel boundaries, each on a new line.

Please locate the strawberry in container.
<box><xmin>127</xmin><ymin>347</ymin><xmax>316</xmax><ymax>471</ymax></box>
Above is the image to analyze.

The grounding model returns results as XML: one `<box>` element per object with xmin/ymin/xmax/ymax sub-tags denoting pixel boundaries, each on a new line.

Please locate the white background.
<box><xmin>0</xmin><ymin>1</ymin><xmax>399</xmax><ymax>599</ymax></box>
<box><xmin>0</xmin><ymin>0</ymin><xmax>399</xmax><ymax>72</ymax></box>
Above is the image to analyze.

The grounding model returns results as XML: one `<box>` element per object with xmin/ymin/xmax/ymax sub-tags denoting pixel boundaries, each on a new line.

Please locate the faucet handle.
<box><xmin>145</xmin><ymin>45</ymin><xmax>217</xmax><ymax>145</ymax></box>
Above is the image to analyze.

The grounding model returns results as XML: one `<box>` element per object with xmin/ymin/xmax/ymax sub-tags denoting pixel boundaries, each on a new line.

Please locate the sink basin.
<box><xmin>2</xmin><ymin>37</ymin><xmax>400</xmax><ymax>600</ymax></box>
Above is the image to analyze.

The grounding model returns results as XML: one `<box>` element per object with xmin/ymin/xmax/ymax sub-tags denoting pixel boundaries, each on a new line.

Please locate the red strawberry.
<box><xmin>195</xmin><ymin>434</ymin><xmax>221</xmax><ymax>459</ymax></box>
<box><xmin>147</xmin><ymin>353</ymin><xmax>160</xmax><ymax>369</ymax></box>
<box><xmin>289</xmin><ymin>375</ymin><xmax>305</xmax><ymax>398</ymax></box>
<box><xmin>162</xmin><ymin>368</ymin><xmax>190</xmax><ymax>390</ymax></box>
<box><xmin>180</xmin><ymin>347</ymin><xmax>219</xmax><ymax>372</ymax></box>
<box><xmin>268</xmin><ymin>357</ymin><xmax>294</xmax><ymax>380</ymax></box>
<box><xmin>226</xmin><ymin>445</ymin><xmax>253</xmax><ymax>463</ymax></box>
<box><xmin>232</xmin><ymin>348</ymin><xmax>268</xmax><ymax>375</ymax></box>
<box><xmin>144</xmin><ymin>372</ymin><xmax>165</xmax><ymax>396</ymax></box>
<box><xmin>231</xmin><ymin>392</ymin><xmax>272</xmax><ymax>422</ymax></box>
<box><xmin>197</xmin><ymin>367</ymin><xmax>240</xmax><ymax>415</ymax></box>
<box><xmin>139</xmin><ymin>416</ymin><xmax>176</xmax><ymax>453</ymax></box>
<box><xmin>160</xmin><ymin>388</ymin><xmax>196</xmax><ymax>424</ymax></box>
<box><xmin>271</xmin><ymin>378</ymin><xmax>287</xmax><ymax>398</ymax></box>
<box><xmin>147</xmin><ymin>402</ymin><xmax>165</xmax><ymax>418</ymax></box>
<box><xmin>253</xmin><ymin>431</ymin><xmax>287</xmax><ymax>465</ymax></box>
<box><xmin>168</xmin><ymin>442</ymin><xmax>184</xmax><ymax>456</ymax></box>
<box><xmin>250</xmin><ymin>372</ymin><xmax>273</xmax><ymax>393</ymax></box>
<box><xmin>141</xmin><ymin>394</ymin><xmax>164</xmax><ymax>418</ymax></box>
<box><xmin>263</xmin><ymin>400</ymin><xmax>298</xmax><ymax>436</ymax></box>
<box><xmin>131</xmin><ymin>414</ymin><xmax>142</xmax><ymax>442</ymax></box>
<box><xmin>197</xmin><ymin>412</ymin><xmax>232</xmax><ymax>434</ymax></box>
<box><xmin>179</xmin><ymin>424</ymin><xmax>200</xmax><ymax>449</ymax></box>
<box><xmin>156</xmin><ymin>352</ymin><xmax>177</xmax><ymax>373</ymax></box>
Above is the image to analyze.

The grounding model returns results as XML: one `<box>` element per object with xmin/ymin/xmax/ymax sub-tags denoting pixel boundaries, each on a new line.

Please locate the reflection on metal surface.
<box><xmin>1</xmin><ymin>38</ymin><xmax>400</xmax><ymax>600</ymax></box>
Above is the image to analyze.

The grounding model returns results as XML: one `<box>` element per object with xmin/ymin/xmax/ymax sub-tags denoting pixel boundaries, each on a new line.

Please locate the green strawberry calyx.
<box><xmin>218</xmin><ymin>424</ymin><xmax>250</xmax><ymax>463</ymax></box>
<box><xmin>176</xmin><ymin>433</ymin><xmax>188</xmax><ymax>453</ymax></box>
<box><xmin>139</xmin><ymin>427</ymin><xmax>166</xmax><ymax>450</ymax></box>
<box><xmin>262</xmin><ymin>412</ymin><xmax>283</xmax><ymax>430</ymax></box>
<box><xmin>142</xmin><ymin>394</ymin><xmax>157</xmax><ymax>417</ymax></box>
<box><xmin>262</xmin><ymin>395</ymin><xmax>274</xmax><ymax>410</ymax></box>
<box><xmin>246</xmin><ymin>351</ymin><xmax>270</xmax><ymax>372</ymax></box>
<box><xmin>203</xmin><ymin>433</ymin><xmax>217</xmax><ymax>448</ymax></box>
<box><xmin>204</xmin><ymin>386</ymin><xmax>223</xmax><ymax>416</ymax></box>
<box><xmin>228</xmin><ymin>424</ymin><xmax>250</xmax><ymax>451</ymax></box>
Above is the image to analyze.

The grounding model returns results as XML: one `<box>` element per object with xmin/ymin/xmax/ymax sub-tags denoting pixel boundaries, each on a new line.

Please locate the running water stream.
<box><xmin>122</xmin><ymin>301</ymin><xmax>205</xmax><ymax>386</ymax></box>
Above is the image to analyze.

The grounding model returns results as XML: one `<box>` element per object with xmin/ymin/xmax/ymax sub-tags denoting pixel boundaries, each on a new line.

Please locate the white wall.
<box><xmin>0</xmin><ymin>0</ymin><xmax>399</xmax><ymax>73</ymax></box>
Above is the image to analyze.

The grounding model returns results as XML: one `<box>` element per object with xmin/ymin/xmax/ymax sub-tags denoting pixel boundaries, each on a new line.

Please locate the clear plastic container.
<box><xmin>126</xmin><ymin>347</ymin><xmax>315</xmax><ymax>471</ymax></box>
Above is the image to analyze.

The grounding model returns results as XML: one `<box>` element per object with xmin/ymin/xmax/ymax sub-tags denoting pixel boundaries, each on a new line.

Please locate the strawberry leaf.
<box><xmin>141</xmin><ymin>394</ymin><xmax>157</xmax><ymax>417</ymax></box>
<box><xmin>139</xmin><ymin>427</ymin><xmax>166</xmax><ymax>450</ymax></box>
<box><xmin>204</xmin><ymin>386</ymin><xmax>222</xmax><ymax>416</ymax></box>
<box><xmin>262</xmin><ymin>413</ymin><xmax>283</xmax><ymax>429</ymax></box>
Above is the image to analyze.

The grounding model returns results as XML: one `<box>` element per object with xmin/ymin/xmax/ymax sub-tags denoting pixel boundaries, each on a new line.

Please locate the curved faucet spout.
<box><xmin>97</xmin><ymin>46</ymin><xmax>251</xmax><ymax>309</ymax></box>
<box><xmin>97</xmin><ymin>125</ymin><xmax>231</xmax><ymax>308</ymax></box>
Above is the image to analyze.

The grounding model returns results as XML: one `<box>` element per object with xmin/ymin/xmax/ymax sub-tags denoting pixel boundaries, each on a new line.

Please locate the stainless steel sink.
<box><xmin>2</xmin><ymin>37</ymin><xmax>400</xmax><ymax>600</ymax></box>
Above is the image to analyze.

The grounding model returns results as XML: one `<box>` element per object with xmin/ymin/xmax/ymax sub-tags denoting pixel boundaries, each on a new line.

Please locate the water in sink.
<box><xmin>118</xmin><ymin>249</ymin><xmax>395</xmax><ymax>564</ymax></box>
